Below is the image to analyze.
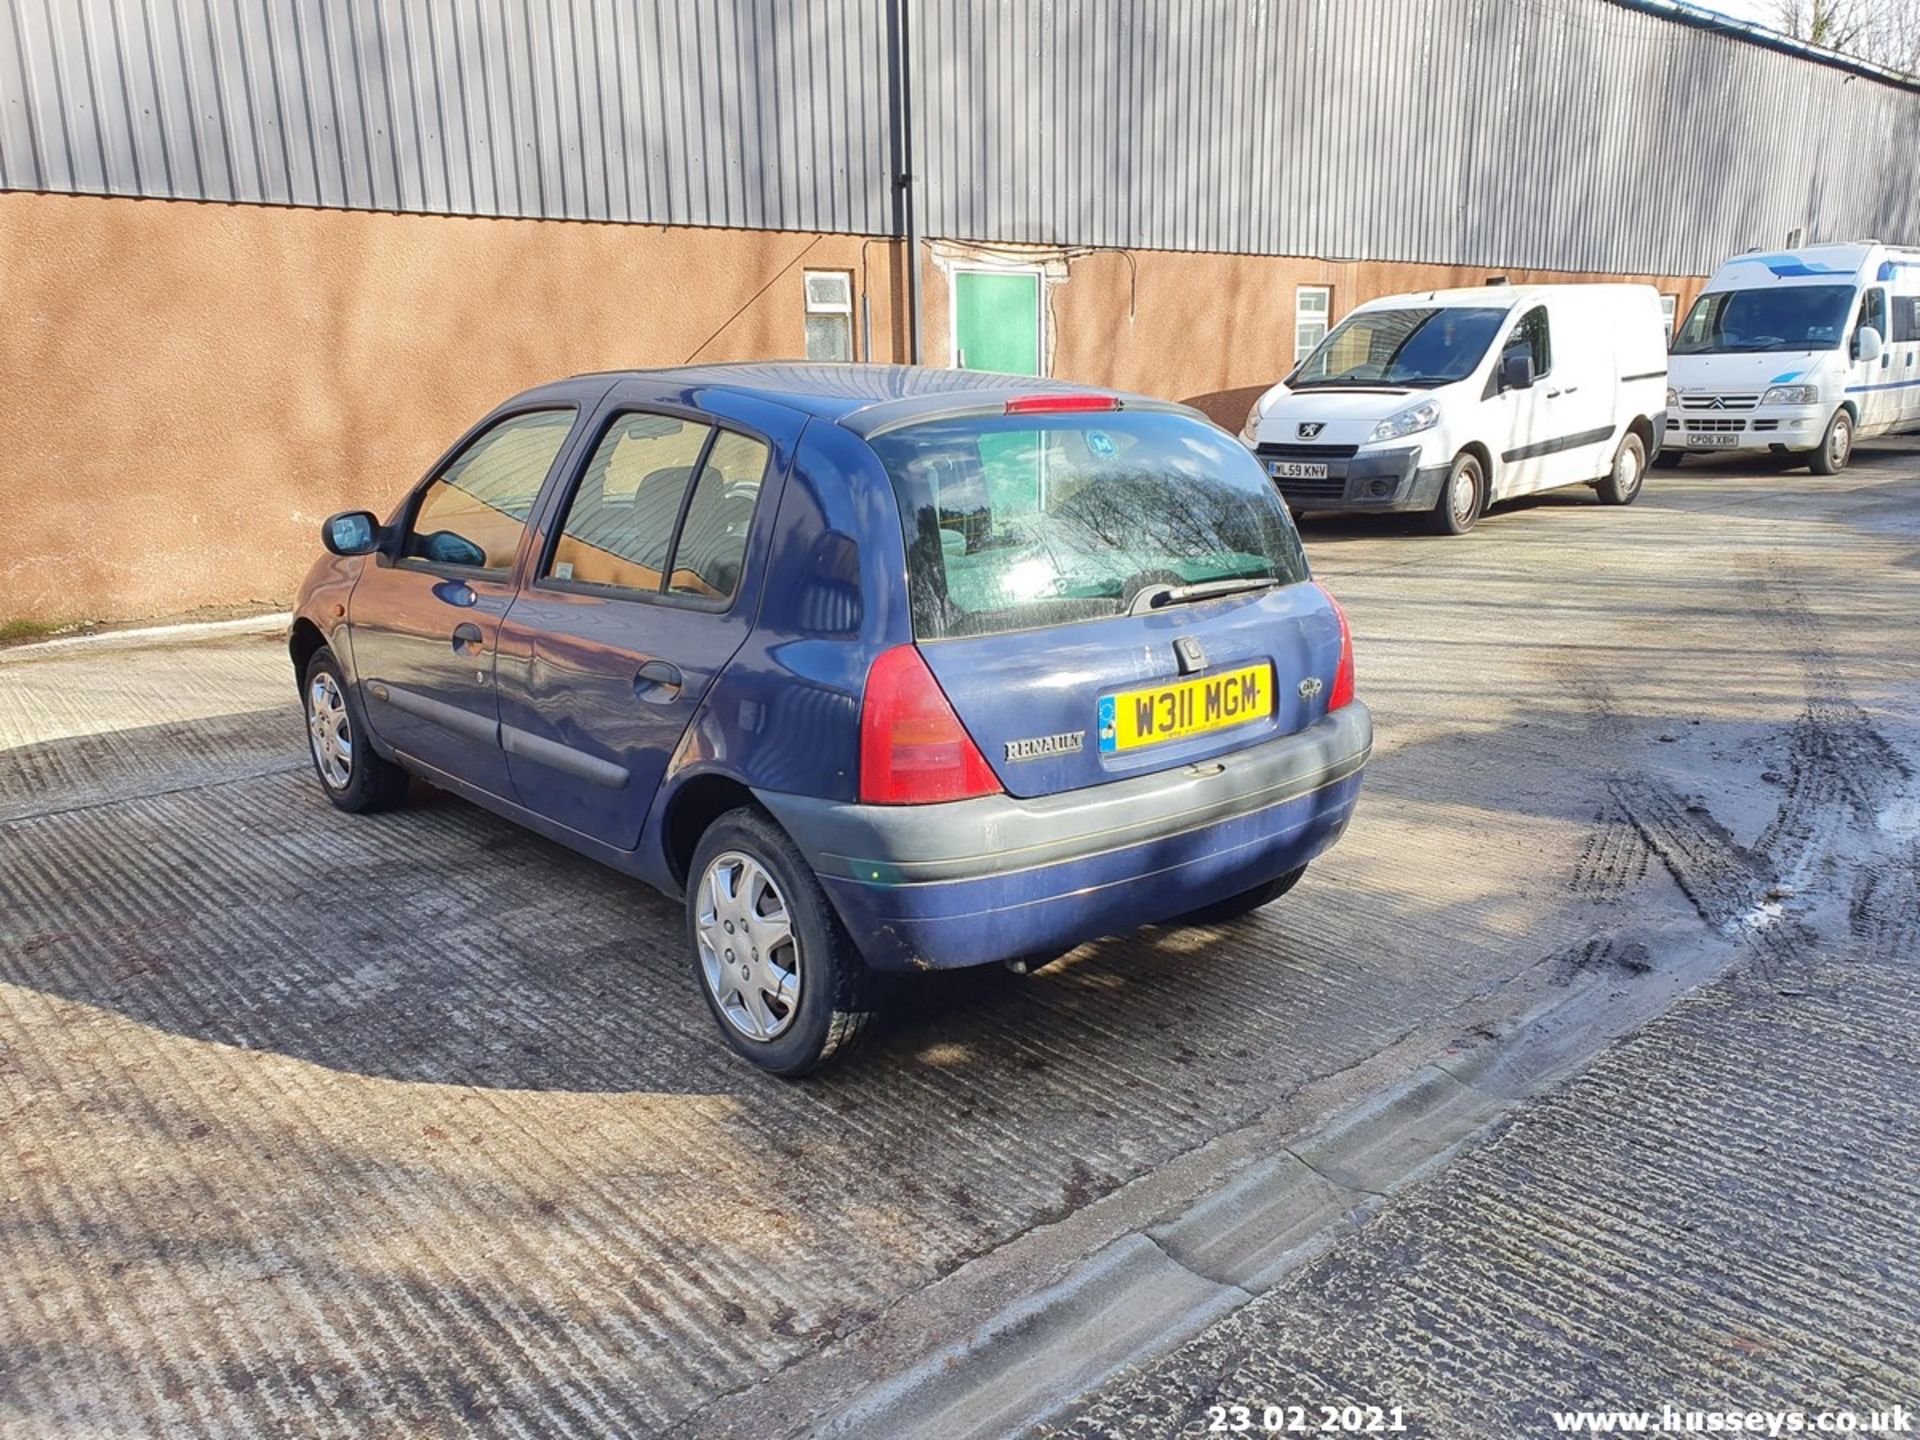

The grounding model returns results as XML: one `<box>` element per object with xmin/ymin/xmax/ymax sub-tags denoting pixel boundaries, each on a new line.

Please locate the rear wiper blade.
<box><xmin>1128</xmin><ymin>576</ymin><xmax>1279</xmax><ymax>615</ymax></box>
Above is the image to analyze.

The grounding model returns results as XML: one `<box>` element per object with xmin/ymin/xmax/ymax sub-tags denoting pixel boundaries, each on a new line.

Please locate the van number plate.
<box><xmin>1687</xmin><ymin>433</ymin><xmax>1739</xmax><ymax>448</ymax></box>
<box><xmin>1098</xmin><ymin>663</ymin><xmax>1274</xmax><ymax>754</ymax></box>
<box><xmin>1269</xmin><ymin>461</ymin><xmax>1329</xmax><ymax>480</ymax></box>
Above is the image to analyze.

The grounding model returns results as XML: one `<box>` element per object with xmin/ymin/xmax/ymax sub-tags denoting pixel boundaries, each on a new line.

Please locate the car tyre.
<box><xmin>1808</xmin><ymin>408</ymin><xmax>1853</xmax><ymax>475</ymax></box>
<box><xmin>1172</xmin><ymin>865</ymin><xmax>1307</xmax><ymax>926</ymax></box>
<box><xmin>303</xmin><ymin>646</ymin><xmax>409</xmax><ymax>813</ymax></box>
<box><xmin>1426</xmin><ymin>452</ymin><xmax>1486</xmax><ymax>536</ymax></box>
<box><xmin>688</xmin><ymin>807</ymin><xmax>877</xmax><ymax>1077</ymax></box>
<box><xmin>1596</xmin><ymin>431</ymin><xmax>1646</xmax><ymax>506</ymax></box>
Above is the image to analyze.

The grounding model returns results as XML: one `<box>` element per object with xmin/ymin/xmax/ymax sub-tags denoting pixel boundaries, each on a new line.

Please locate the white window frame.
<box><xmin>948</xmin><ymin>261</ymin><xmax>1047</xmax><ymax>374</ymax></box>
<box><xmin>1660</xmin><ymin>293</ymin><xmax>1678</xmax><ymax>339</ymax></box>
<box><xmin>804</xmin><ymin>269</ymin><xmax>856</xmax><ymax>362</ymax></box>
<box><xmin>1295</xmin><ymin>285</ymin><xmax>1332</xmax><ymax>362</ymax></box>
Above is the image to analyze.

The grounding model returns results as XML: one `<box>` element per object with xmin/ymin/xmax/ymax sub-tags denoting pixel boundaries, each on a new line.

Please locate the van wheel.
<box><xmin>303</xmin><ymin>647</ymin><xmax>409</xmax><ymax>812</ymax></box>
<box><xmin>1426</xmin><ymin>453</ymin><xmax>1485</xmax><ymax>535</ymax></box>
<box><xmin>1173</xmin><ymin>866</ymin><xmax>1307</xmax><ymax>926</ymax></box>
<box><xmin>1596</xmin><ymin>432</ymin><xmax>1646</xmax><ymax>506</ymax></box>
<box><xmin>1652</xmin><ymin>450</ymin><xmax>1685</xmax><ymax>470</ymax></box>
<box><xmin>1808</xmin><ymin>409</ymin><xmax>1853</xmax><ymax>475</ymax></box>
<box><xmin>688</xmin><ymin>808</ymin><xmax>877</xmax><ymax>1077</ymax></box>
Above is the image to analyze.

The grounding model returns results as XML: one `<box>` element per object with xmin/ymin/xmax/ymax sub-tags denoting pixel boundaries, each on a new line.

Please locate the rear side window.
<box><xmin>668</xmin><ymin>431</ymin><xmax>769</xmax><ymax>601</ymax></box>
<box><xmin>547</xmin><ymin>413</ymin><xmax>768</xmax><ymax>604</ymax></box>
<box><xmin>550</xmin><ymin>415</ymin><xmax>710</xmax><ymax>591</ymax></box>
<box><xmin>869</xmin><ymin>412</ymin><xmax>1308</xmax><ymax>641</ymax></box>
<box><xmin>1894</xmin><ymin>296</ymin><xmax>1920</xmax><ymax>343</ymax></box>
<box><xmin>407</xmin><ymin>410</ymin><xmax>575</xmax><ymax>572</ymax></box>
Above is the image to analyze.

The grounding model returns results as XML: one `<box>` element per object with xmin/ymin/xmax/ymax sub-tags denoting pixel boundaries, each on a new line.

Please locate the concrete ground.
<box><xmin>2</xmin><ymin>443</ymin><xmax>1917</xmax><ymax>1438</ymax></box>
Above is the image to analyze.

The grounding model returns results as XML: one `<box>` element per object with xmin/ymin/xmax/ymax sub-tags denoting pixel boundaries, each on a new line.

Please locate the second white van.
<box><xmin>1665</xmin><ymin>242</ymin><xmax>1920</xmax><ymax>474</ymax></box>
<box><xmin>1240</xmin><ymin>284</ymin><xmax>1670</xmax><ymax>535</ymax></box>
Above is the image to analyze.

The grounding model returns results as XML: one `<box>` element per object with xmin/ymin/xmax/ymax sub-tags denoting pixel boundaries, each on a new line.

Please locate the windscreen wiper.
<box><xmin>1127</xmin><ymin>576</ymin><xmax>1279</xmax><ymax>616</ymax></box>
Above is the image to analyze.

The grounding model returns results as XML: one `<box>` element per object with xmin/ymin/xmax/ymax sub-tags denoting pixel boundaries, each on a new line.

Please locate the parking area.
<box><xmin>4</xmin><ymin>444</ymin><xmax>1919</xmax><ymax>1438</ymax></box>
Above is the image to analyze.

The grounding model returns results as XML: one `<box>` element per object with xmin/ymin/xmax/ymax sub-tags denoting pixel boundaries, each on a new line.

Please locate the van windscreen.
<box><xmin>1294</xmin><ymin>307</ymin><xmax>1507</xmax><ymax>388</ymax></box>
<box><xmin>869</xmin><ymin>411</ymin><xmax>1308</xmax><ymax>641</ymax></box>
<box><xmin>1670</xmin><ymin>285</ymin><xmax>1856</xmax><ymax>354</ymax></box>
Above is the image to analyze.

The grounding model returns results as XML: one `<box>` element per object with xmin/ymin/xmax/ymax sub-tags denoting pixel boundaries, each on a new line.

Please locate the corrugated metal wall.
<box><xmin>3</xmin><ymin>0</ymin><xmax>1917</xmax><ymax>276</ymax></box>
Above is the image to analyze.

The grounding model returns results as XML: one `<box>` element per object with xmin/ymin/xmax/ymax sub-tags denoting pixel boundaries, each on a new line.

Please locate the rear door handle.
<box><xmin>635</xmin><ymin>660</ymin><xmax>684</xmax><ymax>703</ymax></box>
<box><xmin>452</xmin><ymin>622</ymin><xmax>486</xmax><ymax>657</ymax></box>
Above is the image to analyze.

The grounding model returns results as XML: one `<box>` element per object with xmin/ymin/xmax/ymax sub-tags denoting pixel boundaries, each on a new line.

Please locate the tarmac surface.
<box><xmin>3</xmin><ymin>444</ymin><xmax>1918</xmax><ymax>1438</ymax></box>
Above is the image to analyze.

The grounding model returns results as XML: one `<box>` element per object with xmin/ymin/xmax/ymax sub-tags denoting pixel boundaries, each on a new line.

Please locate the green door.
<box><xmin>953</xmin><ymin>270</ymin><xmax>1041</xmax><ymax>375</ymax></box>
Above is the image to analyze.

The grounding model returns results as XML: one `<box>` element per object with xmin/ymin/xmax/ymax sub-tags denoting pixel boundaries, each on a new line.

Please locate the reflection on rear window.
<box><xmin>868</xmin><ymin>412</ymin><xmax>1308</xmax><ymax>640</ymax></box>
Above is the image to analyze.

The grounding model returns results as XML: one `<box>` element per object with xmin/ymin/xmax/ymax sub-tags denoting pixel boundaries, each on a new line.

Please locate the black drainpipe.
<box><xmin>889</xmin><ymin>0</ymin><xmax>923</xmax><ymax>363</ymax></box>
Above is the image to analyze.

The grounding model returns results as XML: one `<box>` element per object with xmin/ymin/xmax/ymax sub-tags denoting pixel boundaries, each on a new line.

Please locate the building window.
<box><xmin>805</xmin><ymin>270</ymin><xmax>855</xmax><ymax>361</ymax></box>
<box><xmin>1660</xmin><ymin>294</ymin><xmax>1677</xmax><ymax>338</ymax></box>
<box><xmin>1295</xmin><ymin>286</ymin><xmax>1332</xmax><ymax>362</ymax></box>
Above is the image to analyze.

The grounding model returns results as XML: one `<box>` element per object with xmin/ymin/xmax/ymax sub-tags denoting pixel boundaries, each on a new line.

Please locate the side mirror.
<box><xmin>322</xmin><ymin>510</ymin><xmax>381</xmax><ymax>557</ymax></box>
<box><xmin>1854</xmin><ymin>325</ymin><xmax>1885</xmax><ymax>364</ymax></box>
<box><xmin>1499</xmin><ymin>353</ymin><xmax>1536</xmax><ymax>392</ymax></box>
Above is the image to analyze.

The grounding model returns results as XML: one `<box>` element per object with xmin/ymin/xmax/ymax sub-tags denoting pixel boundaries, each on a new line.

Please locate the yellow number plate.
<box><xmin>1097</xmin><ymin>663</ymin><xmax>1273</xmax><ymax>753</ymax></box>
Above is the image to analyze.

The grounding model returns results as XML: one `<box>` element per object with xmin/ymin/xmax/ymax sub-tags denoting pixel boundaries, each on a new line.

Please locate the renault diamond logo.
<box><xmin>1297</xmin><ymin>422</ymin><xmax>1325</xmax><ymax>439</ymax></box>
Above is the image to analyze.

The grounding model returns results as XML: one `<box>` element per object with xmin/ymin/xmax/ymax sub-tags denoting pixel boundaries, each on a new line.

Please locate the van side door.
<box><xmin>1885</xmin><ymin>289</ymin><xmax>1920</xmax><ymax>431</ymax></box>
<box><xmin>1850</xmin><ymin>286</ymin><xmax>1899</xmax><ymax>437</ymax></box>
<box><xmin>1489</xmin><ymin>305</ymin><xmax>1556</xmax><ymax>498</ymax></box>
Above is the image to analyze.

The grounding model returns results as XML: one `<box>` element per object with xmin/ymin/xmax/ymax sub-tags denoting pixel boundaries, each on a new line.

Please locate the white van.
<box><xmin>1665</xmin><ymin>242</ymin><xmax>1920</xmax><ymax>474</ymax></box>
<box><xmin>1240</xmin><ymin>284</ymin><xmax>1669</xmax><ymax>535</ymax></box>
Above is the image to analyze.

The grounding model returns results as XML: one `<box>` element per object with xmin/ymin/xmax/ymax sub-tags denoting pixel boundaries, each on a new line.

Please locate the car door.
<box><xmin>1850</xmin><ymin>286</ymin><xmax>1900</xmax><ymax>436</ymax></box>
<box><xmin>1490</xmin><ymin>304</ymin><xmax>1556</xmax><ymax>498</ymax></box>
<box><xmin>349</xmin><ymin>406</ymin><xmax>582</xmax><ymax>797</ymax></box>
<box><xmin>492</xmin><ymin>395</ymin><xmax>796</xmax><ymax>850</ymax></box>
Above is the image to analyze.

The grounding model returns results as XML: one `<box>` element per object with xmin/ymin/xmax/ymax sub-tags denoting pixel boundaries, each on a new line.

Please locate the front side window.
<box><xmin>805</xmin><ymin>270</ymin><xmax>855</xmax><ymax>362</ymax></box>
<box><xmin>407</xmin><ymin>410</ymin><xmax>575</xmax><ymax>572</ymax></box>
<box><xmin>1670</xmin><ymin>285</ymin><xmax>1857</xmax><ymax>355</ymax></box>
<box><xmin>1296</xmin><ymin>306</ymin><xmax>1507</xmax><ymax>389</ymax></box>
<box><xmin>869</xmin><ymin>412</ymin><xmax>1308</xmax><ymax>641</ymax></box>
<box><xmin>1857</xmin><ymin>287</ymin><xmax>1889</xmax><ymax>346</ymax></box>
<box><xmin>1294</xmin><ymin>285</ymin><xmax>1332</xmax><ymax>362</ymax></box>
<box><xmin>549</xmin><ymin>415</ymin><xmax>712</xmax><ymax>592</ymax></box>
<box><xmin>1501</xmin><ymin>306</ymin><xmax>1552</xmax><ymax>379</ymax></box>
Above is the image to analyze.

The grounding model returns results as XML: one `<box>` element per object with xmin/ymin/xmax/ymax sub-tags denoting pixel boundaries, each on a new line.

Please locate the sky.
<box><xmin>1694</xmin><ymin>0</ymin><xmax>1780</xmax><ymax>28</ymax></box>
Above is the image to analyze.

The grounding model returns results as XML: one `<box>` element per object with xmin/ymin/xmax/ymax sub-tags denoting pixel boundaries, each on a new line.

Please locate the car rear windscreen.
<box><xmin>868</xmin><ymin>410</ymin><xmax>1309</xmax><ymax>641</ymax></box>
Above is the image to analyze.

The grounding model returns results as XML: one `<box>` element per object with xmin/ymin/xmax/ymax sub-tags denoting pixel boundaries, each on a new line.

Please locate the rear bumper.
<box><xmin>755</xmin><ymin>704</ymin><xmax>1372</xmax><ymax>972</ymax></box>
<box><xmin>1261</xmin><ymin>444</ymin><xmax>1450</xmax><ymax>514</ymax></box>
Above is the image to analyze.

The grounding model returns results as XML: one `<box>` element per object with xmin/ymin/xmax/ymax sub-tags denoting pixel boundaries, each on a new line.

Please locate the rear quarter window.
<box><xmin>868</xmin><ymin>411</ymin><xmax>1308</xmax><ymax>640</ymax></box>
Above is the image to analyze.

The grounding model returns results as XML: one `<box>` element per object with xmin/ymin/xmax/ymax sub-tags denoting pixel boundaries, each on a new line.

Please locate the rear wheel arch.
<box><xmin>1626</xmin><ymin>414</ymin><xmax>1656</xmax><ymax>454</ymax></box>
<box><xmin>661</xmin><ymin>772</ymin><xmax>765</xmax><ymax>891</ymax></box>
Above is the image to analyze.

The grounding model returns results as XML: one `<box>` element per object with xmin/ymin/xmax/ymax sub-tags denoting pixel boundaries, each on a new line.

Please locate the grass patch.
<box><xmin>0</xmin><ymin>618</ymin><xmax>74</xmax><ymax>646</ymax></box>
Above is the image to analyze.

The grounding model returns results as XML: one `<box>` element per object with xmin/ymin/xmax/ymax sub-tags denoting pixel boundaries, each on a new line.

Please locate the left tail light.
<box><xmin>859</xmin><ymin>645</ymin><xmax>1005</xmax><ymax>805</ymax></box>
<box><xmin>1314</xmin><ymin>582</ymin><xmax>1356</xmax><ymax>711</ymax></box>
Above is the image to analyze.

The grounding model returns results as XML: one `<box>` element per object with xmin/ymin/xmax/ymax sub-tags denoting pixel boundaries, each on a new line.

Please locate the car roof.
<box><xmin>568</xmin><ymin>361</ymin><xmax>1197</xmax><ymax>437</ymax></box>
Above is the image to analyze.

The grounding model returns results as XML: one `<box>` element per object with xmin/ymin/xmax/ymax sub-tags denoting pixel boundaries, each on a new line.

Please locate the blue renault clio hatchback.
<box><xmin>292</xmin><ymin>364</ymin><xmax>1371</xmax><ymax>1075</ymax></box>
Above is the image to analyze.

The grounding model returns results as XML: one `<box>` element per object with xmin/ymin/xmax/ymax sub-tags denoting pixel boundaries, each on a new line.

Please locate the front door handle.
<box><xmin>451</xmin><ymin>622</ymin><xmax>486</xmax><ymax>657</ymax></box>
<box><xmin>635</xmin><ymin>660</ymin><xmax>684</xmax><ymax>703</ymax></box>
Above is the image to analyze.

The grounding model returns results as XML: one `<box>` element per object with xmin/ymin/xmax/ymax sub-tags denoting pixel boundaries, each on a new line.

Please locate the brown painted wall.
<box><xmin>0</xmin><ymin>192</ymin><xmax>1706</xmax><ymax>624</ymax></box>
